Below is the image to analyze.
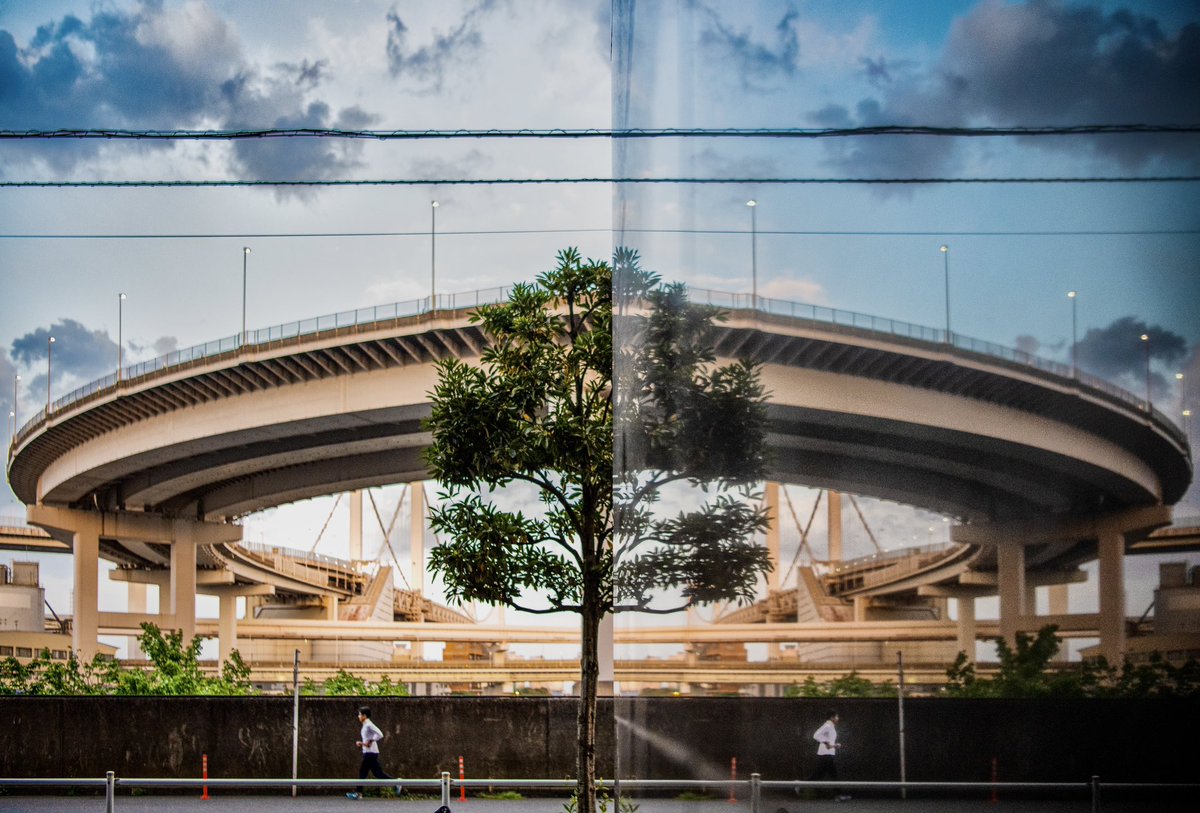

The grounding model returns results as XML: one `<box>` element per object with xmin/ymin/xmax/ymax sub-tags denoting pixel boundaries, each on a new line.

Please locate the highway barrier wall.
<box><xmin>0</xmin><ymin>696</ymin><xmax>1195</xmax><ymax>783</ymax></box>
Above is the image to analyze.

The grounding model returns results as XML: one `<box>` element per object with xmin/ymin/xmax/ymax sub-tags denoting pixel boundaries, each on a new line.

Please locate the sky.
<box><xmin>1</xmin><ymin>0</ymin><xmax>1198</xmax><ymax>662</ymax></box>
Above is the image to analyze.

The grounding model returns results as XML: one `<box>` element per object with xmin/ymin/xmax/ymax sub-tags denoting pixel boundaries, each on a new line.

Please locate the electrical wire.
<box><xmin>0</xmin><ymin>227</ymin><xmax>1194</xmax><ymax>239</ymax></box>
<box><xmin>3</xmin><ymin>124</ymin><xmax>1198</xmax><ymax>140</ymax></box>
<box><xmin>2</xmin><ymin>176</ymin><xmax>1197</xmax><ymax>188</ymax></box>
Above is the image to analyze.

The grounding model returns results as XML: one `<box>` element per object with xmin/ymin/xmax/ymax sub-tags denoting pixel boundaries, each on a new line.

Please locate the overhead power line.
<box><xmin>1</xmin><ymin>227</ymin><xmax>1196</xmax><ymax>240</ymax></box>
<box><xmin>2</xmin><ymin>125</ymin><xmax>1198</xmax><ymax>140</ymax></box>
<box><xmin>2</xmin><ymin>176</ymin><xmax>1197</xmax><ymax>188</ymax></box>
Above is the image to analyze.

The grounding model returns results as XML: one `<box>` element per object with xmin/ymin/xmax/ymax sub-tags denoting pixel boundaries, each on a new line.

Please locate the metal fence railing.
<box><xmin>10</xmin><ymin>284</ymin><xmax>1189</xmax><ymax>459</ymax></box>
<box><xmin>1</xmin><ymin>773</ymin><xmax>1196</xmax><ymax>812</ymax></box>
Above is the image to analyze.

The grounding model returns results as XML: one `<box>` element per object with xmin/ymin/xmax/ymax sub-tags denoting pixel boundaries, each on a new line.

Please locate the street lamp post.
<box><xmin>939</xmin><ymin>245</ymin><xmax>951</xmax><ymax>341</ymax></box>
<box><xmin>11</xmin><ymin>374</ymin><xmax>18</xmax><ymax>433</ymax></box>
<box><xmin>46</xmin><ymin>336</ymin><xmax>56</xmax><ymax>413</ymax></box>
<box><xmin>1177</xmin><ymin>372</ymin><xmax>1186</xmax><ymax>425</ymax></box>
<box><xmin>1067</xmin><ymin>290</ymin><xmax>1078</xmax><ymax>377</ymax></box>
<box><xmin>431</xmin><ymin>200</ymin><xmax>439</xmax><ymax>311</ymax></box>
<box><xmin>1141</xmin><ymin>333</ymin><xmax>1151</xmax><ymax>411</ymax></box>
<box><xmin>746</xmin><ymin>199</ymin><xmax>757</xmax><ymax>305</ymax></box>
<box><xmin>241</xmin><ymin>247</ymin><xmax>252</xmax><ymax>345</ymax></box>
<box><xmin>117</xmin><ymin>292</ymin><xmax>127</xmax><ymax>381</ymax></box>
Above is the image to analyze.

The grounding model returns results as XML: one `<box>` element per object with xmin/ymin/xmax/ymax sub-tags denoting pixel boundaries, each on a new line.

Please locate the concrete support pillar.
<box><xmin>827</xmin><ymin>490</ymin><xmax>843</xmax><ymax>562</ymax></box>
<box><xmin>1097</xmin><ymin>532</ymin><xmax>1126</xmax><ymax>664</ymax></box>
<box><xmin>998</xmin><ymin>544</ymin><xmax>1026</xmax><ymax>647</ymax></box>
<box><xmin>127</xmin><ymin>582</ymin><xmax>148</xmax><ymax>658</ymax></box>
<box><xmin>1025</xmin><ymin>585</ymin><xmax>1038</xmax><ymax>619</ymax></box>
<box><xmin>218</xmin><ymin>594</ymin><xmax>238</xmax><ymax>664</ymax></box>
<box><xmin>325</xmin><ymin>595</ymin><xmax>339</xmax><ymax>620</ymax></box>
<box><xmin>349</xmin><ymin>490</ymin><xmax>363</xmax><ymax>561</ymax></box>
<box><xmin>765</xmin><ymin>482</ymin><xmax>780</xmax><ymax>592</ymax></box>
<box><xmin>598</xmin><ymin>612</ymin><xmax>614</xmax><ymax>697</ymax></box>
<box><xmin>410</xmin><ymin>483</ymin><xmax>425</xmax><ymax>595</ymax></box>
<box><xmin>410</xmin><ymin>483</ymin><xmax>426</xmax><ymax>660</ymax></box>
<box><xmin>71</xmin><ymin>525</ymin><xmax>100</xmax><ymax>660</ymax></box>
<box><xmin>170</xmin><ymin>532</ymin><xmax>197</xmax><ymax>643</ymax></box>
<box><xmin>1048</xmin><ymin>584</ymin><xmax>1070</xmax><ymax>616</ymax></box>
<box><xmin>852</xmin><ymin>596</ymin><xmax>869</xmax><ymax>622</ymax></box>
<box><xmin>956</xmin><ymin>596</ymin><xmax>976</xmax><ymax>660</ymax></box>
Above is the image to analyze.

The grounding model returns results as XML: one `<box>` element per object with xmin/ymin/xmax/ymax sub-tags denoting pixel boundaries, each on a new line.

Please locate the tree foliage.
<box><xmin>302</xmin><ymin>669</ymin><xmax>410</xmax><ymax>696</ymax></box>
<box><xmin>944</xmin><ymin>625</ymin><xmax>1200</xmax><ymax>697</ymax></box>
<box><xmin>0</xmin><ymin>623</ymin><xmax>254</xmax><ymax>696</ymax></box>
<box><xmin>612</xmin><ymin>248</ymin><xmax>772</xmax><ymax>612</ymax></box>
<box><xmin>424</xmin><ymin>248</ymin><xmax>773</xmax><ymax>810</ymax></box>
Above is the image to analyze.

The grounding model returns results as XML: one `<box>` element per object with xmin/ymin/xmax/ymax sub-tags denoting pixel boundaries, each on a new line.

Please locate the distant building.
<box><xmin>0</xmin><ymin>560</ymin><xmax>116</xmax><ymax>663</ymax></box>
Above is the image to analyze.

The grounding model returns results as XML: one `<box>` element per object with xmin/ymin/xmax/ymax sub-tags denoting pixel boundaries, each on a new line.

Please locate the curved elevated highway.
<box><xmin>6</xmin><ymin>288</ymin><xmax>1193</xmax><ymax>663</ymax></box>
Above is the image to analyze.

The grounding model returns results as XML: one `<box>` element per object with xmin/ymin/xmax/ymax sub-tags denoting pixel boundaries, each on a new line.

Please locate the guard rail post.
<box><xmin>105</xmin><ymin>770</ymin><xmax>116</xmax><ymax>813</ymax></box>
<box><xmin>1091</xmin><ymin>775</ymin><xmax>1100</xmax><ymax>813</ymax></box>
<box><xmin>441</xmin><ymin>771</ymin><xmax>451</xmax><ymax>808</ymax></box>
<box><xmin>750</xmin><ymin>772</ymin><xmax>761</xmax><ymax>813</ymax></box>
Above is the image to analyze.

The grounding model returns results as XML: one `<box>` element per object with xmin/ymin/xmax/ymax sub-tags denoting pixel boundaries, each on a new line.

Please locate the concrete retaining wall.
<box><xmin>1</xmin><ymin>696</ymin><xmax>1195</xmax><ymax>783</ymax></box>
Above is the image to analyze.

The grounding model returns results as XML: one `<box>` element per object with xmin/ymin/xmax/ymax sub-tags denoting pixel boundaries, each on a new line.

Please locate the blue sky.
<box><xmin>1</xmin><ymin>0</ymin><xmax>1197</xmax><ymax>658</ymax></box>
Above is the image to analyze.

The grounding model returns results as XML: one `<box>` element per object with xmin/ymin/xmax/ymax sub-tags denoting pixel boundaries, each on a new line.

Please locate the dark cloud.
<box><xmin>1075</xmin><ymin>315</ymin><xmax>1187</xmax><ymax>396</ymax></box>
<box><xmin>812</xmin><ymin>1</ymin><xmax>1200</xmax><ymax>180</ymax></box>
<box><xmin>1015</xmin><ymin>334</ymin><xmax>1041</xmax><ymax>355</ymax></box>
<box><xmin>0</xmin><ymin>3</ymin><xmax>383</xmax><ymax>187</ymax></box>
<box><xmin>698</xmin><ymin>6</ymin><xmax>799</xmax><ymax>91</ymax></box>
<box><xmin>228</xmin><ymin>102</ymin><xmax>380</xmax><ymax>195</ymax></box>
<box><xmin>10</xmin><ymin>319</ymin><xmax>118</xmax><ymax>401</ymax></box>
<box><xmin>293</xmin><ymin>58</ymin><xmax>328</xmax><ymax>90</ymax></box>
<box><xmin>385</xmin><ymin>1</ymin><xmax>497</xmax><ymax>91</ymax></box>
<box><xmin>0</xmin><ymin>351</ymin><xmax>15</xmax><ymax>432</ymax></box>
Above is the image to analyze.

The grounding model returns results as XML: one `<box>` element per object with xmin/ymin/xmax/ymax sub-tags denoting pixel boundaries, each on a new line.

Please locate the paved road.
<box><xmin>0</xmin><ymin>794</ymin><xmax>1193</xmax><ymax>812</ymax></box>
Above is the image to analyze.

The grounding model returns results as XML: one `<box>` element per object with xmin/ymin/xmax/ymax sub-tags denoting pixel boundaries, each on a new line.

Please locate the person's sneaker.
<box><xmin>345</xmin><ymin>792</ymin><xmax>361</xmax><ymax>800</ymax></box>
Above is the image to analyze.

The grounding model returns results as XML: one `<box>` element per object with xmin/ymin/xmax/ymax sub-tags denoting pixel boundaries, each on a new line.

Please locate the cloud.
<box><xmin>811</xmin><ymin>0</ymin><xmax>1200</xmax><ymax>181</ymax></box>
<box><xmin>385</xmin><ymin>1</ymin><xmax>497</xmax><ymax>92</ymax></box>
<box><xmin>698</xmin><ymin>6</ymin><xmax>799</xmax><ymax>91</ymax></box>
<box><xmin>10</xmin><ymin>319</ymin><xmax>117</xmax><ymax>380</ymax></box>
<box><xmin>0</xmin><ymin>2</ymin><xmax>383</xmax><ymax>188</ymax></box>
<box><xmin>1075</xmin><ymin>315</ymin><xmax>1187</xmax><ymax>395</ymax></box>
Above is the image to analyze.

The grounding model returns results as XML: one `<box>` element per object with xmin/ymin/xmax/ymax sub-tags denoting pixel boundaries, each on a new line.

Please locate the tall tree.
<box><xmin>425</xmin><ymin>248</ymin><xmax>770</xmax><ymax>810</ymax></box>
<box><xmin>427</xmin><ymin>248</ymin><xmax>612</xmax><ymax>809</ymax></box>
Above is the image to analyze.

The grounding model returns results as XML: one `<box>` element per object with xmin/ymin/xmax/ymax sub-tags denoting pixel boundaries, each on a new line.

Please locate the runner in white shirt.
<box><xmin>809</xmin><ymin>710</ymin><xmax>850</xmax><ymax>801</ymax></box>
<box><xmin>347</xmin><ymin>706</ymin><xmax>401</xmax><ymax>800</ymax></box>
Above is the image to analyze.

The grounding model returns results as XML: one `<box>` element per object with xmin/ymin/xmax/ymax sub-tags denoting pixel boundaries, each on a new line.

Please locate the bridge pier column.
<box><xmin>71</xmin><ymin>522</ymin><xmax>101</xmax><ymax>661</ymax></box>
<box><xmin>998</xmin><ymin>544</ymin><xmax>1026</xmax><ymax>648</ymax></box>
<box><xmin>765</xmin><ymin>483</ymin><xmax>781</xmax><ymax>659</ymax></box>
<box><xmin>411</xmin><ymin>483</ymin><xmax>425</xmax><ymax>660</ymax></box>
<box><xmin>218</xmin><ymin>594</ymin><xmax>238</xmax><ymax>663</ymax></box>
<box><xmin>827</xmin><ymin>490</ymin><xmax>843</xmax><ymax>562</ymax></box>
<box><xmin>956</xmin><ymin>596</ymin><xmax>976</xmax><ymax>660</ymax></box>
<box><xmin>127</xmin><ymin>582</ymin><xmax>148</xmax><ymax>658</ymax></box>
<box><xmin>1047</xmin><ymin>584</ymin><xmax>1070</xmax><ymax>616</ymax></box>
<box><xmin>1097</xmin><ymin>531</ymin><xmax>1126</xmax><ymax>664</ymax></box>
<box><xmin>170</xmin><ymin>531</ymin><xmax>197</xmax><ymax>643</ymax></box>
<box><xmin>349</xmin><ymin>490</ymin><xmax>363</xmax><ymax>561</ymax></box>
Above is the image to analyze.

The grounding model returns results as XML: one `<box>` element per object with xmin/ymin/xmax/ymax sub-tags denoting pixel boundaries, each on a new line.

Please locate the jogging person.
<box><xmin>347</xmin><ymin>706</ymin><xmax>401</xmax><ymax>800</ymax></box>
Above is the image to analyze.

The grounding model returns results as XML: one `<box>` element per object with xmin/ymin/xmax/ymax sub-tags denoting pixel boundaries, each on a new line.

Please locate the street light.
<box><xmin>1184</xmin><ymin>408</ymin><xmax>1193</xmax><ymax>446</ymax></box>
<box><xmin>746</xmin><ymin>199</ymin><xmax>757</xmax><ymax>305</ymax></box>
<box><xmin>241</xmin><ymin>247</ymin><xmax>252</xmax><ymax>345</ymax></box>
<box><xmin>46</xmin><ymin>336</ymin><xmax>56</xmax><ymax>412</ymax></box>
<box><xmin>431</xmin><ymin>200</ymin><xmax>439</xmax><ymax>311</ymax></box>
<box><xmin>1140</xmin><ymin>333</ymin><xmax>1151</xmax><ymax>411</ymax></box>
<box><xmin>117</xmin><ymin>292</ymin><xmax>127</xmax><ymax>381</ymax></box>
<box><xmin>939</xmin><ymin>244</ymin><xmax>951</xmax><ymax>341</ymax></box>
<box><xmin>1067</xmin><ymin>290</ymin><xmax>1078</xmax><ymax>377</ymax></box>
<box><xmin>1177</xmin><ymin>372</ymin><xmax>1186</xmax><ymax>425</ymax></box>
<box><xmin>11</xmin><ymin>374</ymin><xmax>18</xmax><ymax>433</ymax></box>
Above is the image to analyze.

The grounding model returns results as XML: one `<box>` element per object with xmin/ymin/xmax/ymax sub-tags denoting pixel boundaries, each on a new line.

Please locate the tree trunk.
<box><xmin>577</xmin><ymin>591</ymin><xmax>602</xmax><ymax>811</ymax></box>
